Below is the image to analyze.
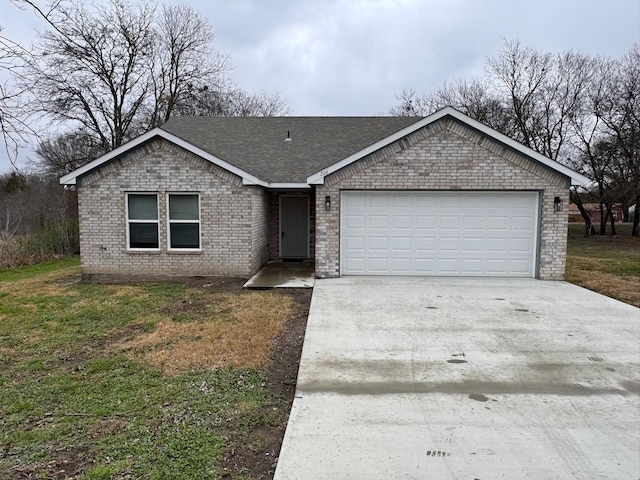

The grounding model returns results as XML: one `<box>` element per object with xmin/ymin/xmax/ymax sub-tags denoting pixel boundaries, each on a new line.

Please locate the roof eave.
<box><xmin>60</xmin><ymin>128</ymin><xmax>268</xmax><ymax>187</ymax></box>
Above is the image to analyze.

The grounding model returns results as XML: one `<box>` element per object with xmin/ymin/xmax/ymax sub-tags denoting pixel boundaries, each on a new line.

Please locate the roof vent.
<box><xmin>284</xmin><ymin>130</ymin><xmax>292</xmax><ymax>142</ymax></box>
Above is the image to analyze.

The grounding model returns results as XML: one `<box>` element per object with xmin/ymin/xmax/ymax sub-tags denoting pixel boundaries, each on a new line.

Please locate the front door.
<box><xmin>280</xmin><ymin>195</ymin><xmax>309</xmax><ymax>258</ymax></box>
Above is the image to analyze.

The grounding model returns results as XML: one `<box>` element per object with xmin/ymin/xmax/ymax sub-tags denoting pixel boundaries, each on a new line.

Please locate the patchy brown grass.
<box><xmin>0</xmin><ymin>266</ymin><xmax>77</xmax><ymax>297</ymax></box>
<box><xmin>116</xmin><ymin>292</ymin><xmax>294</xmax><ymax>374</ymax></box>
<box><xmin>565</xmin><ymin>256</ymin><xmax>640</xmax><ymax>307</ymax></box>
<box><xmin>566</xmin><ymin>224</ymin><xmax>640</xmax><ymax>307</ymax></box>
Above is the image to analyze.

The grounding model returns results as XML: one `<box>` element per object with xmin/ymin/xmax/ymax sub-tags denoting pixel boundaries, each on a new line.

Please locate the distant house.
<box><xmin>568</xmin><ymin>203</ymin><xmax>626</xmax><ymax>222</ymax></box>
<box><xmin>60</xmin><ymin>107</ymin><xmax>588</xmax><ymax>281</ymax></box>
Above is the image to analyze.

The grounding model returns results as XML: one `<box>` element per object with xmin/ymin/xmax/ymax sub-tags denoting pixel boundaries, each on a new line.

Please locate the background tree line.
<box><xmin>0</xmin><ymin>0</ymin><xmax>288</xmax><ymax>266</ymax></box>
<box><xmin>390</xmin><ymin>40</ymin><xmax>640</xmax><ymax>237</ymax></box>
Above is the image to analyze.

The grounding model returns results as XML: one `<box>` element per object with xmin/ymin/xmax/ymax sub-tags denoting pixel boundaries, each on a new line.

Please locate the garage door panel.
<box><xmin>415</xmin><ymin>215</ymin><xmax>437</xmax><ymax>228</ymax></box>
<box><xmin>392</xmin><ymin>215</ymin><xmax>414</xmax><ymax>229</ymax></box>
<box><xmin>368</xmin><ymin>236</ymin><xmax>389</xmax><ymax>250</ymax></box>
<box><xmin>511</xmin><ymin>238</ymin><xmax>533</xmax><ymax>252</ymax></box>
<box><xmin>511</xmin><ymin>216</ymin><xmax>534</xmax><ymax>230</ymax></box>
<box><xmin>415</xmin><ymin>237</ymin><xmax>436</xmax><ymax>251</ymax></box>
<box><xmin>390</xmin><ymin>257</ymin><xmax>413</xmax><ymax>272</ymax></box>
<box><xmin>392</xmin><ymin>195</ymin><xmax>413</xmax><ymax>207</ymax></box>
<box><xmin>509</xmin><ymin>259</ymin><xmax>531</xmax><ymax>274</ymax></box>
<box><xmin>391</xmin><ymin>237</ymin><xmax>412</xmax><ymax>250</ymax></box>
<box><xmin>416</xmin><ymin>196</ymin><xmax>438</xmax><ymax>208</ymax></box>
<box><xmin>343</xmin><ymin>256</ymin><xmax>365</xmax><ymax>271</ymax></box>
<box><xmin>344</xmin><ymin>214</ymin><xmax>365</xmax><ymax>229</ymax></box>
<box><xmin>486</xmin><ymin>259</ymin><xmax>509</xmax><ymax>273</ymax></box>
<box><xmin>368</xmin><ymin>257</ymin><xmax>389</xmax><ymax>272</ymax></box>
<box><xmin>369</xmin><ymin>195</ymin><xmax>390</xmax><ymax>207</ymax></box>
<box><xmin>341</xmin><ymin>191</ymin><xmax>538</xmax><ymax>277</ymax></box>
<box><xmin>344</xmin><ymin>236</ymin><xmax>365</xmax><ymax>250</ymax></box>
<box><xmin>368</xmin><ymin>215</ymin><xmax>389</xmax><ymax>229</ymax></box>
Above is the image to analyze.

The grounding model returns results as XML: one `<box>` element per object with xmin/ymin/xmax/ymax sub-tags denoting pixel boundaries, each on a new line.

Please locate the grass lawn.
<box><xmin>1</xmin><ymin>226</ymin><xmax>636</xmax><ymax>478</ymax></box>
<box><xmin>0</xmin><ymin>258</ymin><xmax>311</xmax><ymax>479</ymax></box>
<box><xmin>566</xmin><ymin>223</ymin><xmax>640</xmax><ymax>307</ymax></box>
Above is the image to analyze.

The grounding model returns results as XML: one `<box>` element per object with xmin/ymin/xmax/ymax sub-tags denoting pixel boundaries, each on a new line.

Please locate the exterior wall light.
<box><xmin>325</xmin><ymin>195</ymin><xmax>331</xmax><ymax>210</ymax></box>
<box><xmin>554</xmin><ymin>196</ymin><xmax>563</xmax><ymax>212</ymax></box>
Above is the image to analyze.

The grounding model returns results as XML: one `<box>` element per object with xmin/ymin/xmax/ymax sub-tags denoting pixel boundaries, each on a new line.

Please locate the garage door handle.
<box><xmin>281</xmin><ymin>231</ymin><xmax>285</xmax><ymax>238</ymax></box>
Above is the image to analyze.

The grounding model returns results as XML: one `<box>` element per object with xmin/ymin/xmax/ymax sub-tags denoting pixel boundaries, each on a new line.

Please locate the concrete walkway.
<box><xmin>243</xmin><ymin>261</ymin><xmax>315</xmax><ymax>288</ymax></box>
<box><xmin>274</xmin><ymin>277</ymin><xmax>640</xmax><ymax>480</ymax></box>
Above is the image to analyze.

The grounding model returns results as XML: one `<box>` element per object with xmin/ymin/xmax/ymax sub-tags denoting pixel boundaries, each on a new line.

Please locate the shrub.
<box><xmin>0</xmin><ymin>220</ymin><xmax>79</xmax><ymax>268</ymax></box>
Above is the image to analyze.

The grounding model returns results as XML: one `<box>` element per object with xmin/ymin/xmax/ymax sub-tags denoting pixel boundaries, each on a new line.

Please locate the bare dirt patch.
<box><xmin>107</xmin><ymin>276</ymin><xmax>312</xmax><ymax>479</ymax></box>
<box><xmin>219</xmin><ymin>286</ymin><xmax>311</xmax><ymax>479</ymax></box>
<box><xmin>117</xmin><ymin>292</ymin><xmax>295</xmax><ymax>374</ymax></box>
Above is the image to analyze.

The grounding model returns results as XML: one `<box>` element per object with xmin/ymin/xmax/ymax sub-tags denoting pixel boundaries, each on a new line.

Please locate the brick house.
<box><xmin>568</xmin><ymin>203</ymin><xmax>626</xmax><ymax>223</ymax></box>
<box><xmin>60</xmin><ymin>107</ymin><xmax>588</xmax><ymax>281</ymax></box>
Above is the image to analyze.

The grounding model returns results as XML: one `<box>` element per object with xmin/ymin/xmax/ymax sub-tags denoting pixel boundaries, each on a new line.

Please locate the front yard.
<box><xmin>0</xmin><ymin>259</ymin><xmax>311</xmax><ymax>479</ymax></box>
<box><xmin>0</xmin><ymin>224</ymin><xmax>637</xmax><ymax>479</ymax></box>
<box><xmin>566</xmin><ymin>223</ymin><xmax>640</xmax><ymax>307</ymax></box>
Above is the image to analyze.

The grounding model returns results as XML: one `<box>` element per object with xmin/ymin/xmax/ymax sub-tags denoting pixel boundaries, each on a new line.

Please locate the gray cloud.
<box><xmin>1</xmin><ymin>0</ymin><xmax>638</xmax><ymax>171</ymax></box>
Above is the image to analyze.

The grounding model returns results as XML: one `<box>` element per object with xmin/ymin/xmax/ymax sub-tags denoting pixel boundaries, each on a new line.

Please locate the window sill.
<box><xmin>168</xmin><ymin>249</ymin><xmax>202</xmax><ymax>255</ymax></box>
<box><xmin>127</xmin><ymin>249</ymin><xmax>161</xmax><ymax>254</ymax></box>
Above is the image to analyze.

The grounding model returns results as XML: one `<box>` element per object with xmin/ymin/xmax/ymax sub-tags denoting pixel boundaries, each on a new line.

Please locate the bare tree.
<box><xmin>486</xmin><ymin>40</ymin><xmax>595</xmax><ymax>162</ymax></box>
<box><xmin>595</xmin><ymin>45</ymin><xmax>640</xmax><ymax>236</ymax></box>
<box><xmin>0</xmin><ymin>24</ymin><xmax>36</xmax><ymax>168</ymax></box>
<box><xmin>171</xmin><ymin>85</ymin><xmax>288</xmax><ymax>117</ymax></box>
<box><xmin>147</xmin><ymin>3</ymin><xmax>230</xmax><ymax>127</ymax></box>
<box><xmin>390</xmin><ymin>81</ymin><xmax>513</xmax><ymax>135</ymax></box>
<box><xmin>0</xmin><ymin>172</ymin><xmax>27</xmax><ymax>239</ymax></box>
<box><xmin>389</xmin><ymin>40</ymin><xmax>640</xmax><ymax>236</ymax></box>
<box><xmin>388</xmin><ymin>88</ymin><xmax>432</xmax><ymax>116</ymax></box>
<box><xmin>21</xmin><ymin>0</ymin><xmax>157</xmax><ymax>152</ymax></box>
<box><xmin>15</xmin><ymin>0</ymin><xmax>238</xmax><ymax>154</ymax></box>
<box><xmin>35</xmin><ymin>130</ymin><xmax>105</xmax><ymax>177</ymax></box>
<box><xmin>9</xmin><ymin>0</ymin><xmax>287</xmax><ymax>170</ymax></box>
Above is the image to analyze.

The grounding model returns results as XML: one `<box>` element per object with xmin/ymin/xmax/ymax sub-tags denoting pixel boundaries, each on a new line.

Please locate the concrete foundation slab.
<box><xmin>244</xmin><ymin>260</ymin><xmax>315</xmax><ymax>288</ymax></box>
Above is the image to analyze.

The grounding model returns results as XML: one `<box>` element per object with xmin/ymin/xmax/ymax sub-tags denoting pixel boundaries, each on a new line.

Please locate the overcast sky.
<box><xmin>1</xmin><ymin>0</ymin><xmax>639</xmax><ymax>172</ymax></box>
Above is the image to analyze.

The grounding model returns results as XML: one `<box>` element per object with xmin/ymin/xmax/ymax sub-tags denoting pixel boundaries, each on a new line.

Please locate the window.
<box><xmin>127</xmin><ymin>194</ymin><xmax>159</xmax><ymax>249</ymax></box>
<box><xmin>168</xmin><ymin>194</ymin><xmax>200</xmax><ymax>249</ymax></box>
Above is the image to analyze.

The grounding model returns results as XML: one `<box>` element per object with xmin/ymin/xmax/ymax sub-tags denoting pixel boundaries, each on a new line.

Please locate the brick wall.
<box><xmin>314</xmin><ymin>118</ymin><xmax>569</xmax><ymax>280</ymax></box>
<box><xmin>250</xmin><ymin>188</ymin><xmax>270</xmax><ymax>272</ymax></box>
<box><xmin>77</xmin><ymin>139</ymin><xmax>267</xmax><ymax>278</ymax></box>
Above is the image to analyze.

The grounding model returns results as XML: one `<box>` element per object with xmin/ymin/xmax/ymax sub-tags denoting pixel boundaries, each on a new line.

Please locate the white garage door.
<box><xmin>341</xmin><ymin>191</ymin><xmax>538</xmax><ymax>277</ymax></box>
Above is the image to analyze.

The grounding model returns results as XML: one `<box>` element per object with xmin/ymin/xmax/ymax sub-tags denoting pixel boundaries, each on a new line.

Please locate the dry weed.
<box><xmin>566</xmin><ymin>257</ymin><xmax>640</xmax><ymax>307</ymax></box>
<box><xmin>117</xmin><ymin>292</ymin><xmax>293</xmax><ymax>375</ymax></box>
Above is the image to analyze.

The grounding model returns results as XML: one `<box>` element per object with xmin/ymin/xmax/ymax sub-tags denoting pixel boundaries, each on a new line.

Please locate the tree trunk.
<box><xmin>633</xmin><ymin>195</ymin><xmax>640</xmax><ymax>237</ymax></box>
<box><xmin>598</xmin><ymin>202</ymin><xmax>607</xmax><ymax>235</ymax></box>
<box><xmin>607</xmin><ymin>205</ymin><xmax>617</xmax><ymax>236</ymax></box>
<box><xmin>570</xmin><ymin>188</ymin><xmax>596</xmax><ymax>236</ymax></box>
<box><xmin>621</xmin><ymin>203</ymin><xmax>630</xmax><ymax>223</ymax></box>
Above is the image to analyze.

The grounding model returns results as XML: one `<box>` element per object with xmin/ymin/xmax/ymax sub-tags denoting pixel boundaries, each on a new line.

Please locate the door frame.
<box><xmin>279</xmin><ymin>194</ymin><xmax>310</xmax><ymax>258</ymax></box>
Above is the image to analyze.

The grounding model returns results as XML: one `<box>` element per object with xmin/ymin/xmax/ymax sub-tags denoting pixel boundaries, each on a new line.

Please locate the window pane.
<box><xmin>169</xmin><ymin>195</ymin><xmax>199</xmax><ymax>220</ymax></box>
<box><xmin>170</xmin><ymin>223</ymin><xmax>200</xmax><ymax>249</ymax></box>
<box><xmin>130</xmin><ymin>223</ymin><xmax>159</xmax><ymax>248</ymax></box>
<box><xmin>128</xmin><ymin>194</ymin><xmax>158</xmax><ymax>220</ymax></box>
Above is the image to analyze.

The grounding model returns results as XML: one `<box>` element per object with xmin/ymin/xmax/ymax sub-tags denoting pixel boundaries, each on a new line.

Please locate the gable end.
<box><xmin>77</xmin><ymin>138</ymin><xmax>243</xmax><ymax>188</ymax></box>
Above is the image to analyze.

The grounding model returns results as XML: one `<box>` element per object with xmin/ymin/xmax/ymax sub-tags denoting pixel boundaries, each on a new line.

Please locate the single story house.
<box><xmin>60</xmin><ymin>107</ymin><xmax>589</xmax><ymax>281</ymax></box>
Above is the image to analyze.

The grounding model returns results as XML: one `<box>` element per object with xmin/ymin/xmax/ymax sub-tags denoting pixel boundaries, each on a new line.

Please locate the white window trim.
<box><xmin>167</xmin><ymin>193</ymin><xmax>201</xmax><ymax>251</ymax></box>
<box><xmin>126</xmin><ymin>192</ymin><xmax>160</xmax><ymax>251</ymax></box>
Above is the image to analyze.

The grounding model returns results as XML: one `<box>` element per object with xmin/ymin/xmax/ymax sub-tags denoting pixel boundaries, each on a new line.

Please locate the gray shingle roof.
<box><xmin>160</xmin><ymin>116</ymin><xmax>423</xmax><ymax>184</ymax></box>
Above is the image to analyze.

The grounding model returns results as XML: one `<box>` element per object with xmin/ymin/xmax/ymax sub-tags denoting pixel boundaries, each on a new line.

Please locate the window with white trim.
<box><xmin>168</xmin><ymin>193</ymin><xmax>200</xmax><ymax>249</ymax></box>
<box><xmin>127</xmin><ymin>193</ymin><xmax>159</xmax><ymax>249</ymax></box>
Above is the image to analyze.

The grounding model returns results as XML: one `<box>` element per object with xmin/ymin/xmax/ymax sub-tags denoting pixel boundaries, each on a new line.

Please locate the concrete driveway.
<box><xmin>274</xmin><ymin>277</ymin><xmax>640</xmax><ymax>480</ymax></box>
